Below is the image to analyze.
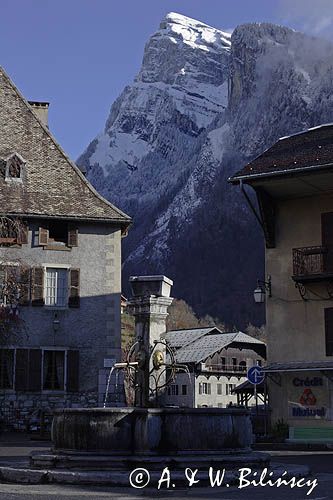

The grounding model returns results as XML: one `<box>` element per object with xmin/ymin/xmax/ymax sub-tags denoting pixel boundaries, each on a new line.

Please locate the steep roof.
<box><xmin>0</xmin><ymin>67</ymin><xmax>131</xmax><ymax>225</ymax></box>
<box><xmin>174</xmin><ymin>331</ymin><xmax>265</xmax><ymax>363</ymax></box>
<box><xmin>229</xmin><ymin>124</ymin><xmax>333</xmax><ymax>183</ymax></box>
<box><xmin>163</xmin><ymin>327</ymin><xmax>221</xmax><ymax>349</ymax></box>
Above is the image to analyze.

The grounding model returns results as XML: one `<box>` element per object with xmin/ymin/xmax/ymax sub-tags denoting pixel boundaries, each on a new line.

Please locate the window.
<box><xmin>325</xmin><ymin>308</ymin><xmax>333</xmax><ymax>356</ymax></box>
<box><xmin>43</xmin><ymin>350</ymin><xmax>65</xmax><ymax>390</ymax></box>
<box><xmin>232</xmin><ymin>358</ymin><xmax>237</xmax><ymax>367</ymax></box>
<box><xmin>45</xmin><ymin>268</ymin><xmax>68</xmax><ymax>307</ymax></box>
<box><xmin>0</xmin><ymin>349</ymin><xmax>14</xmax><ymax>389</ymax></box>
<box><xmin>38</xmin><ymin>222</ymin><xmax>78</xmax><ymax>248</ymax></box>
<box><xmin>199</xmin><ymin>382</ymin><xmax>211</xmax><ymax>395</ymax></box>
<box><xmin>5</xmin><ymin>153</ymin><xmax>25</xmax><ymax>181</ymax></box>
<box><xmin>0</xmin><ymin>348</ymin><xmax>79</xmax><ymax>392</ymax></box>
<box><xmin>0</xmin><ymin>218</ymin><xmax>28</xmax><ymax>246</ymax></box>
<box><xmin>167</xmin><ymin>384</ymin><xmax>178</xmax><ymax>396</ymax></box>
<box><xmin>226</xmin><ymin>383</ymin><xmax>236</xmax><ymax>396</ymax></box>
<box><xmin>239</xmin><ymin>361</ymin><xmax>247</xmax><ymax>372</ymax></box>
<box><xmin>48</xmin><ymin>221</ymin><xmax>69</xmax><ymax>246</ymax></box>
<box><xmin>0</xmin><ymin>265</ymin><xmax>30</xmax><ymax>307</ymax></box>
<box><xmin>217</xmin><ymin>383</ymin><xmax>222</xmax><ymax>395</ymax></box>
<box><xmin>221</xmin><ymin>357</ymin><xmax>226</xmax><ymax>368</ymax></box>
<box><xmin>181</xmin><ymin>384</ymin><xmax>187</xmax><ymax>395</ymax></box>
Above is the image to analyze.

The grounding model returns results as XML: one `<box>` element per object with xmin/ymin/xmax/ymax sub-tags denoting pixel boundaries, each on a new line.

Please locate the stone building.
<box><xmin>230</xmin><ymin>123</ymin><xmax>333</xmax><ymax>443</ymax></box>
<box><xmin>163</xmin><ymin>327</ymin><xmax>266</xmax><ymax>408</ymax></box>
<box><xmin>0</xmin><ymin>67</ymin><xmax>131</xmax><ymax>426</ymax></box>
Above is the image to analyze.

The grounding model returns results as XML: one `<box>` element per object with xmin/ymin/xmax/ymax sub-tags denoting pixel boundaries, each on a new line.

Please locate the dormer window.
<box><xmin>5</xmin><ymin>153</ymin><xmax>25</xmax><ymax>182</ymax></box>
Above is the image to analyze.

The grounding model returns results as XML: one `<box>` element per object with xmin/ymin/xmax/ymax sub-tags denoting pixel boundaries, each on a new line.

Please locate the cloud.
<box><xmin>278</xmin><ymin>0</ymin><xmax>333</xmax><ymax>38</ymax></box>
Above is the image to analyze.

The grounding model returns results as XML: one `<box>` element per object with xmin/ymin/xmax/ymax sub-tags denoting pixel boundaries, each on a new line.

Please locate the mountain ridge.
<box><xmin>78</xmin><ymin>13</ymin><xmax>333</xmax><ymax>327</ymax></box>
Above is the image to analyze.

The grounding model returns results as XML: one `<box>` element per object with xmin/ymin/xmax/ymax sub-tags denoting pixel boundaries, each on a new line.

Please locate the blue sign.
<box><xmin>247</xmin><ymin>365</ymin><xmax>265</xmax><ymax>385</ymax></box>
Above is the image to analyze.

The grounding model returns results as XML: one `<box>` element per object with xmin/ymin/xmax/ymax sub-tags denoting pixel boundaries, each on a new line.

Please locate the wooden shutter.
<box><xmin>28</xmin><ymin>349</ymin><xmax>42</xmax><ymax>391</ymax></box>
<box><xmin>18</xmin><ymin>267</ymin><xmax>30</xmax><ymax>306</ymax></box>
<box><xmin>31</xmin><ymin>267</ymin><xmax>44</xmax><ymax>306</ymax></box>
<box><xmin>17</xmin><ymin>223</ymin><xmax>28</xmax><ymax>245</ymax></box>
<box><xmin>67</xmin><ymin>226</ymin><xmax>78</xmax><ymax>247</ymax></box>
<box><xmin>15</xmin><ymin>349</ymin><xmax>29</xmax><ymax>391</ymax></box>
<box><xmin>322</xmin><ymin>213</ymin><xmax>333</xmax><ymax>273</ymax></box>
<box><xmin>68</xmin><ymin>269</ymin><xmax>80</xmax><ymax>308</ymax></box>
<box><xmin>325</xmin><ymin>308</ymin><xmax>333</xmax><ymax>356</ymax></box>
<box><xmin>66</xmin><ymin>350</ymin><xmax>79</xmax><ymax>392</ymax></box>
<box><xmin>0</xmin><ymin>265</ymin><xmax>5</xmax><ymax>302</ymax></box>
<box><xmin>38</xmin><ymin>225</ymin><xmax>49</xmax><ymax>246</ymax></box>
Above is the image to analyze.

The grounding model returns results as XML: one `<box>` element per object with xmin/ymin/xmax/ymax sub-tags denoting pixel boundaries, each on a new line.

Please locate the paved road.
<box><xmin>0</xmin><ymin>436</ymin><xmax>333</xmax><ymax>499</ymax></box>
<box><xmin>0</xmin><ymin>477</ymin><xmax>332</xmax><ymax>500</ymax></box>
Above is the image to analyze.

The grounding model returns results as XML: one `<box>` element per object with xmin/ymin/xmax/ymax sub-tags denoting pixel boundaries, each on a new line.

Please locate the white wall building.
<box><xmin>163</xmin><ymin>328</ymin><xmax>266</xmax><ymax>408</ymax></box>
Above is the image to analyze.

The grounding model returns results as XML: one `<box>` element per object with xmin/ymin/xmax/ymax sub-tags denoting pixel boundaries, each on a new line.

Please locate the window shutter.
<box><xmin>67</xmin><ymin>350</ymin><xmax>79</xmax><ymax>392</ymax></box>
<box><xmin>17</xmin><ymin>223</ymin><xmax>28</xmax><ymax>245</ymax></box>
<box><xmin>28</xmin><ymin>349</ymin><xmax>42</xmax><ymax>391</ymax></box>
<box><xmin>68</xmin><ymin>269</ymin><xmax>80</xmax><ymax>308</ymax></box>
<box><xmin>67</xmin><ymin>226</ymin><xmax>78</xmax><ymax>247</ymax></box>
<box><xmin>325</xmin><ymin>308</ymin><xmax>333</xmax><ymax>356</ymax></box>
<box><xmin>0</xmin><ymin>265</ymin><xmax>5</xmax><ymax>303</ymax></box>
<box><xmin>38</xmin><ymin>225</ymin><xmax>49</xmax><ymax>246</ymax></box>
<box><xmin>15</xmin><ymin>349</ymin><xmax>29</xmax><ymax>391</ymax></box>
<box><xmin>31</xmin><ymin>267</ymin><xmax>44</xmax><ymax>306</ymax></box>
<box><xmin>18</xmin><ymin>267</ymin><xmax>30</xmax><ymax>306</ymax></box>
<box><xmin>322</xmin><ymin>213</ymin><xmax>333</xmax><ymax>273</ymax></box>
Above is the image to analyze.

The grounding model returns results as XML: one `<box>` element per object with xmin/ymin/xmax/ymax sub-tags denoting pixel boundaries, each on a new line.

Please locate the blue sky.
<box><xmin>1</xmin><ymin>0</ymin><xmax>332</xmax><ymax>159</ymax></box>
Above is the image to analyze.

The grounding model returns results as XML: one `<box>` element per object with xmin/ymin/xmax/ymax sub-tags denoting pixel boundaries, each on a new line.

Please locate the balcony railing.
<box><xmin>293</xmin><ymin>246</ymin><xmax>327</xmax><ymax>278</ymax></box>
<box><xmin>203</xmin><ymin>364</ymin><xmax>247</xmax><ymax>373</ymax></box>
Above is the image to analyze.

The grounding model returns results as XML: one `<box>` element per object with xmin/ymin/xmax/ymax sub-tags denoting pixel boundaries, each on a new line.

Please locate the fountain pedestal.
<box><xmin>30</xmin><ymin>276</ymin><xmax>271</xmax><ymax>479</ymax></box>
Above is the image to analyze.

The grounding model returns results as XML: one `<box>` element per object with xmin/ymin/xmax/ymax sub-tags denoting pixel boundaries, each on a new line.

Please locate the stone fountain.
<box><xmin>30</xmin><ymin>276</ymin><xmax>271</xmax><ymax>483</ymax></box>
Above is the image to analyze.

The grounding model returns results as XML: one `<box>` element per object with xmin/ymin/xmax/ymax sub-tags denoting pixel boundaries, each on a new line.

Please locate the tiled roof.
<box><xmin>163</xmin><ymin>327</ymin><xmax>221</xmax><ymax>349</ymax></box>
<box><xmin>174</xmin><ymin>331</ymin><xmax>264</xmax><ymax>364</ymax></box>
<box><xmin>264</xmin><ymin>361</ymin><xmax>333</xmax><ymax>372</ymax></box>
<box><xmin>0</xmin><ymin>67</ymin><xmax>131</xmax><ymax>225</ymax></box>
<box><xmin>229</xmin><ymin>124</ymin><xmax>333</xmax><ymax>183</ymax></box>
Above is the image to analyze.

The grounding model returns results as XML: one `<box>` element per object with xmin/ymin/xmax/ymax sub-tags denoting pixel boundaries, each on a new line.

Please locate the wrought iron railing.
<box><xmin>292</xmin><ymin>246</ymin><xmax>327</xmax><ymax>277</ymax></box>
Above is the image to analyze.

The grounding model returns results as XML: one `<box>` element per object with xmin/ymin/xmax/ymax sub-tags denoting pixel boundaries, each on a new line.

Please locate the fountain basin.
<box><xmin>30</xmin><ymin>407</ymin><xmax>271</xmax><ymax>473</ymax></box>
<box><xmin>51</xmin><ymin>407</ymin><xmax>252</xmax><ymax>454</ymax></box>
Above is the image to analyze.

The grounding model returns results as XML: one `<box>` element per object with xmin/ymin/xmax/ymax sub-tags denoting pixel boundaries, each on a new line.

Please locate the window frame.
<box><xmin>42</xmin><ymin>349</ymin><xmax>66</xmax><ymax>392</ymax></box>
<box><xmin>5</xmin><ymin>153</ymin><xmax>25</xmax><ymax>183</ymax></box>
<box><xmin>43</xmin><ymin>264</ymin><xmax>70</xmax><ymax>309</ymax></box>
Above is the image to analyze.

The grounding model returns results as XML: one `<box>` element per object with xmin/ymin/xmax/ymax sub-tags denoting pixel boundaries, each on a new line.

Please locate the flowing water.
<box><xmin>103</xmin><ymin>366</ymin><xmax>115</xmax><ymax>408</ymax></box>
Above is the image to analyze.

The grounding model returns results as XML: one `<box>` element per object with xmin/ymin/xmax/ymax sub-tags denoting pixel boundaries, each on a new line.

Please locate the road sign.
<box><xmin>247</xmin><ymin>365</ymin><xmax>265</xmax><ymax>385</ymax></box>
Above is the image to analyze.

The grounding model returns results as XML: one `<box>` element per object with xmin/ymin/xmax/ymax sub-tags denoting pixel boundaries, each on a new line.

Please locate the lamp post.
<box><xmin>254</xmin><ymin>276</ymin><xmax>271</xmax><ymax>303</ymax></box>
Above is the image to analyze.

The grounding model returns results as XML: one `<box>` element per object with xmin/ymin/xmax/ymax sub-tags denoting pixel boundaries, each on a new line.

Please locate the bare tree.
<box><xmin>0</xmin><ymin>216</ymin><xmax>28</xmax><ymax>344</ymax></box>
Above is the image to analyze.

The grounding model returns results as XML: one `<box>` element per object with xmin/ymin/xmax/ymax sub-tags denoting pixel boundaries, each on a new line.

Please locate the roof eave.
<box><xmin>7</xmin><ymin>212</ymin><xmax>132</xmax><ymax>226</ymax></box>
<box><xmin>228</xmin><ymin>162</ymin><xmax>333</xmax><ymax>185</ymax></box>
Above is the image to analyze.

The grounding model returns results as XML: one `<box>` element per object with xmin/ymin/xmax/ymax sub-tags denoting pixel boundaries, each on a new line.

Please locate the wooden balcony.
<box><xmin>292</xmin><ymin>246</ymin><xmax>333</xmax><ymax>282</ymax></box>
<box><xmin>202</xmin><ymin>364</ymin><xmax>247</xmax><ymax>374</ymax></box>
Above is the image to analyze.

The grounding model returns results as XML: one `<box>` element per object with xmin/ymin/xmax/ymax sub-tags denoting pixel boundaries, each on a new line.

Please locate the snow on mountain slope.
<box><xmin>78</xmin><ymin>14</ymin><xmax>333</xmax><ymax>327</ymax></box>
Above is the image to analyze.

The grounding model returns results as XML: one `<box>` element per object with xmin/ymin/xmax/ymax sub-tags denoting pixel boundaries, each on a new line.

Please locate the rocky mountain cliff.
<box><xmin>78</xmin><ymin>13</ymin><xmax>333</xmax><ymax>328</ymax></box>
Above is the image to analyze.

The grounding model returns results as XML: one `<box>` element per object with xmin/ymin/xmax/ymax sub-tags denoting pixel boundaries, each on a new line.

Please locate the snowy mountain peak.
<box><xmin>160</xmin><ymin>12</ymin><xmax>232</xmax><ymax>52</ymax></box>
<box><xmin>78</xmin><ymin>15</ymin><xmax>333</xmax><ymax>328</ymax></box>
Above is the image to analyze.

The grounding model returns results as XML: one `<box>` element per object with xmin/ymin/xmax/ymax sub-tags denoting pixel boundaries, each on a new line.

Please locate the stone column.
<box><xmin>128</xmin><ymin>276</ymin><xmax>173</xmax><ymax>407</ymax></box>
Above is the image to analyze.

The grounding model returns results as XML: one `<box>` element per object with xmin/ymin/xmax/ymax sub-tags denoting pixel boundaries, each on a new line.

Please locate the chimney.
<box><xmin>28</xmin><ymin>101</ymin><xmax>49</xmax><ymax>127</ymax></box>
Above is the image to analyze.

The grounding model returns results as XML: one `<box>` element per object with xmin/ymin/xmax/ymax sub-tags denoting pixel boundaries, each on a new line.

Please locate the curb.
<box><xmin>0</xmin><ymin>463</ymin><xmax>311</xmax><ymax>487</ymax></box>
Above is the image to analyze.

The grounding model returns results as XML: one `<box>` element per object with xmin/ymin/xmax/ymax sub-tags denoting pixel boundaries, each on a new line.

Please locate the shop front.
<box><xmin>265</xmin><ymin>362</ymin><xmax>333</xmax><ymax>443</ymax></box>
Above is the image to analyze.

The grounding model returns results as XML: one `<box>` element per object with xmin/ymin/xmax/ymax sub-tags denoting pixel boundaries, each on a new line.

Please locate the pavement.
<box><xmin>0</xmin><ymin>433</ymin><xmax>333</xmax><ymax>499</ymax></box>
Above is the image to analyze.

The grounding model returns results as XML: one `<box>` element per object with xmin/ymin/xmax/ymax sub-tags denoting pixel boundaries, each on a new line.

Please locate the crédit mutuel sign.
<box><xmin>289</xmin><ymin>376</ymin><xmax>327</xmax><ymax>419</ymax></box>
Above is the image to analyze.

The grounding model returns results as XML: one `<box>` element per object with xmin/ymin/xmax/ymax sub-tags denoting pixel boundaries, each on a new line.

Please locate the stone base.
<box><xmin>30</xmin><ymin>449</ymin><xmax>270</xmax><ymax>471</ymax></box>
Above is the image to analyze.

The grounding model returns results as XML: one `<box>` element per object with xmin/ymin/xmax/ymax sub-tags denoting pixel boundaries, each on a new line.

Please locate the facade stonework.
<box><xmin>0</xmin><ymin>67</ymin><xmax>130</xmax><ymax>427</ymax></box>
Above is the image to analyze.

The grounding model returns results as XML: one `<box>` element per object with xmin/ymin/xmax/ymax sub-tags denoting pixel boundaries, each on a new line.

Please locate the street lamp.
<box><xmin>254</xmin><ymin>276</ymin><xmax>272</xmax><ymax>303</ymax></box>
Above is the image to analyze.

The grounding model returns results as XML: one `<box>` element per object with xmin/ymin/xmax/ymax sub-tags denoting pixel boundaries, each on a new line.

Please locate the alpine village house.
<box><xmin>230</xmin><ymin>124</ymin><xmax>333</xmax><ymax>443</ymax></box>
<box><xmin>0</xmin><ymin>67</ymin><xmax>131</xmax><ymax>426</ymax></box>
